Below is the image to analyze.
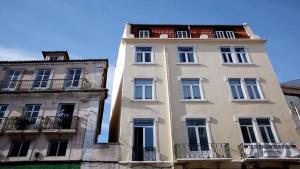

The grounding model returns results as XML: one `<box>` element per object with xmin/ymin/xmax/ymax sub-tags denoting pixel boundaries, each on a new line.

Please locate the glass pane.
<box><xmin>239</xmin><ymin>119</ymin><xmax>252</xmax><ymax>125</ymax></box>
<box><xmin>179</xmin><ymin>53</ymin><xmax>186</xmax><ymax>62</ymax></box>
<box><xmin>249</xmin><ymin>127</ymin><xmax>257</xmax><ymax>143</ymax></box>
<box><xmin>144</xmin><ymin>53</ymin><xmax>151</xmax><ymax>62</ymax></box>
<box><xmin>136</xmin><ymin>53</ymin><xmax>143</xmax><ymax>62</ymax></box>
<box><xmin>135</xmin><ymin>86</ymin><xmax>142</xmax><ymax>99</ymax></box>
<box><xmin>72</xmin><ymin>80</ymin><xmax>79</xmax><ymax>87</ymax></box>
<box><xmin>220</xmin><ymin>47</ymin><xmax>231</xmax><ymax>52</ymax></box>
<box><xmin>253</xmin><ymin>86</ymin><xmax>261</xmax><ymax>99</ymax></box>
<box><xmin>136</xmin><ymin>47</ymin><xmax>151</xmax><ymax>52</ymax></box>
<box><xmin>222</xmin><ymin>53</ymin><xmax>228</xmax><ymax>63</ymax></box>
<box><xmin>241</xmin><ymin>127</ymin><xmax>251</xmax><ymax>143</ymax></box>
<box><xmin>145</xmin><ymin>86</ymin><xmax>152</xmax><ymax>99</ymax></box>
<box><xmin>237</xmin><ymin>53</ymin><xmax>243</xmax><ymax>63</ymax></box>
<box><xmin>192</xmin><ymin>86</ymin><xmax>201</xmax><ymax>99</ymax></box>
<box><xmin>48</xmin><ymin>141</ymin><xmax>59</xmax><ymax>156</ymax></box>
<box><xmin>235</xmin><ymin>48</ymin><xmax>245</xmax><ymax>52</ymax></box>
<box><xmin>257</xmin><ymin>119</ymin><xmax>270</xmax><ymax>125</ymax></box>
<box><xmin>237</xmin><ymin>86</ymin><xmax>244</xmax><ymax>99</ymax></box>
<box><xmin>0</xmin><ymin>105</ymin><xmax>8</xmax><ymax>112</ymax></box>
<box><xmin>198</xmin><ymin>127</ymin><xmax>209</xmax><ymax>151</ymax></box>
<box><xmin>187</xmin><ymin>128</ymin><xmax>198</xmax><ymax>151</ymax></box>
<box><xmin>228</xmin><ymin>54</ymin><xmax>233</xmax><ymax>62</ymax></box>
<box><xmin>178</xmin><ymin>47</ymin><xmax>193</xmax><ymax>52</ymax></box>
<box><xmin>230</xmin><ymin>86</ymin><xmax>238</xmax><ymax>99</ymax></box>
<box><xmin>266</xmin><ymin>127</ymin><xmax>276</xmax><ymax>143</ymax></box>
<box><xmin>19</xmin><ymin>141</ymin><xmax>30</xmax><ymax>157</ymax></box>
<box><xmin>9</xmin><ymin>141</ymin><xmax>21</xmax><ymax>157</ymax></box>
<box><xmin>66</xmin><ymin>70</ymin><xmax>74</xmax><ymax>79</ymax></box>
<box><xmin>183</xmin><ymin>86</ymin><xmax>191</xmax><ymax>99</ymax></box>
<box><xmin>57</xmin><ymin>141</ymin><xmax>68</xmax><ymax>156</ymax></box>
<box><xmin>242</xmin><ymin>53</ymin><xmax>248</xmax><ymax>63</ymax></box>
<box><xmin>247</xmin><ymin>86</ymin><xmax>255</xmax><ymax>99</ymax></box>
<box><xmin>186</xmin><ymin>119</ymin><xmax>206</xmax><ymax>126</ymax></box>
<box><xmin>135</xmin><ymin>79</ymin><xmax>152</xmax><ymax>85</ymax></box>
<box><xmin>182</xmin><ymin>80</ymin><xmax>198</xmax><ymax>85</ymax></box>
<box><xmin>145</xmin><ymin>128</ymin><xmax>154</xmax><ymax>148</ymax></box>
<box><xmin>259</xmin><ymin>127</ymin><xmax>269</xmax><ymax>143</ymax></box>
<box><xmin>34</xmin><ymin>105</ymin><xmax>40</xmax><ymax>111</ymax></box>
<box><xmin>134</xmin><ymin>119</ymin><xmax>154</xmax><ymax>127</ymax></box>
<box><xmin>187</xmin><ymin>53</ymin><xmax>194</xmax><ymax>62</ymax></box>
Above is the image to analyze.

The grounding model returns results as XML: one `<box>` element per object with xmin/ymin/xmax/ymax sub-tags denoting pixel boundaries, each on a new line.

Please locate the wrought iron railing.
<box><xmin>0</xmin><ymin>117</ymin><xmax>7</xmax><ymax>133</ymax></box>
<box><xmin>42</xmin><ymin>116</ymin><xmax>79</xmax><ymax>130</ymax></box>
<box><xmin>132</xmin><ymin>147</ymin><xmax>156</xmax><ymax>161</ymax></box>
<box><xmin>0</xmin><ymin>78</ymin><xmax>100</xmax><ymax>92</ymax></box>
<box><xmin>238</xmin><ymin>143</ymin><xmax>300</xmax><ymax>159</ymax></box>
<box><xmin>4</xmin><ymin>116</ymin><xmax>44</xmax><ymax>131</ymax></box>
<box><xmin>174</xmin><ymin>143</ymin><xmax>231</xmax><ymax>159</ymax></box>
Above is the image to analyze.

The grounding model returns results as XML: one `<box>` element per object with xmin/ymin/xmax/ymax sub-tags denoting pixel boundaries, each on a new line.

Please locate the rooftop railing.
<box><xmin>0</xmin><ymin>78</ymin><xmax>101</xmax><ymax>93</ymax></box>
<box><xmin>174</xmin><ymin>143</ymin><xmax>231</xmax><ymax>159</ymax></box>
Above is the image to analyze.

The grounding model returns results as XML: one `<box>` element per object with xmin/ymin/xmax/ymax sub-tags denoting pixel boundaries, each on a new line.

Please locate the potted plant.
<box><xmin>13</xmin><ymin>116</ymin><xmax>30</xmax><ymax>130</ymax></box>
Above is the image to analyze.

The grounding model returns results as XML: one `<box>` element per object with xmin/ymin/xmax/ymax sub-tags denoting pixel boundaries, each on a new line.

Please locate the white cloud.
<box><xmin>0</xmin><ymin>46</ymin><xmax>40</xmax><ymax>61</ymax></box>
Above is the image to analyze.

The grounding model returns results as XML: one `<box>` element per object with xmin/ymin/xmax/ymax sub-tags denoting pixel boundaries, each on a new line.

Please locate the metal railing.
<box><xmin>174</xmin><ymin>143</ymin><xmax>231</xmax><ymax>159</ymax></box>
<box><xmin>0</xmin><ymin>78</ymin><xmax>100</xmax><ymax>92</ymax></box>
<box><xmin>238</xmin><ymin>143</ymin><xmax>300</xmax><ymax>159</ymax></box>
<box><xmin>132</xmin><ymin>147</ymin><xmax>156</xmax><ymax>161</ymax></box>
<box><xmin>4</xmin><ymin>116</ymin><xmax>44</xmax><ymax>131</ymax></box>
<box><xmin>42</xmin><ymin>116</ymin><xmax>79</xmax><ymax>130</ymax></box>
<box><xmin>0</xmin><ymin>117</ymin><xmax>7</xmax><ymax>133</ymax></box>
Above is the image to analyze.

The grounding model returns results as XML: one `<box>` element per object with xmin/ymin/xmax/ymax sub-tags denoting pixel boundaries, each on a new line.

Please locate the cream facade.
<box><xmin>0</xmin><ymin>51</ymin><xmax>108</xmax><ymax>168</ymax></box>
<box><xmin>109</xmin><ymin>23</ymin><xmax>300</xmax><ymax>169</ymax></box>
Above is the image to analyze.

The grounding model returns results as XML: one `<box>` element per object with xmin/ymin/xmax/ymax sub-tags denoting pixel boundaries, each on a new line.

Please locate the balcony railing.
<box><xmin>42</xmin><ymin>116</ymin><xmax>79</xmax><ymax>130</ymax></box>
<box><xmin>174</xmin><ymin>143</ymin><xmax>231</xmax><ymax>159</ymax></box>
<box><xmin>4</xmin><ymin>116</ymin><xmax>44</xmax><ymax>132</ymax></box>
<box><xmin>132</xmin><ymin>147</ymin><xmax>156</xmax><ymax>161</ymax></box>
<box><xmin>0</xmin><ymin>117</ymin><xmax>7</xmax><ymax>133</ymax></box>
<box><xmin>238</xmin><ymin>143</ymin><xmax>300</xmax><ymax>160</ymax></box>
<box><xmin>0</xmin><ymin>78</ymin><xmax>100</xmax><ymax>93</ymax></box>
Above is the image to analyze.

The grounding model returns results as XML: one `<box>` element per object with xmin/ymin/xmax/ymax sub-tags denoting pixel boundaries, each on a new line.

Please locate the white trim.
<box><xmin>176</xmin><ymin>46</ymin><xmax>197</xmax><ymax>64</ymax></box>
<box><xmin>219</xmin><ymin>46</ymin><xmax>252</xmax><ymax>65</ymax></box>
<box><xmin>133</xmin><ymin>78</ymin><xmax>155</xmax><ymax>101</ymax></box>
<box><xmin>134</xmin><ymin>46</ymin><xmax>154</xmax><ymax>64</ymax></box>
<box><xmin>180</xmin><ymin>78</ymin><xmax>205</xmax><ymax>100</ymax></box>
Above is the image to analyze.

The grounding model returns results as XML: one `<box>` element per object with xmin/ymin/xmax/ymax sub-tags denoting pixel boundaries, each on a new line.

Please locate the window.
<box><xmin>244</xmin><ymin>79</ymin><xmax>262</xmax><ymax>99</ymax></box>
<box><xmin>23</xmin><ymin>104</ymin><xmax>40</xmax><ymax>124</ymax></box>
<box><xmin>139</xmin><ymin>30</ymin><xmax>150</xmax><ymax>38</ymax></box>
<box><xmin>47</xmin><ymin>140</ymin><xmax>68</xmax><ymax>156</ymax></box>
<box><xmin>235</xmin><ymin>47</ymin><xmax>248</xmax><ymax>63</ymax></box>
<box><xmin>186</xmin><ymin>119</ymin><xmax>209</xmax><ymax>153</ymax></box>
<box><xmin>225</xmin><ymin>31</ymin><xmax>235</xmax><ymax>39</ymax></box>
<box><xmin>178</xmin><ymin>47</ymin><xmax>195</xmax><ymax>63</ymax></box>
<box><xmin>8</xmin><ymin>140</ymin><xmax>30</xmax><ymax>157</ymax></box>
<box><xmin>49</xmin><ymin>56</ymin><xmax>59</xmax><ymax>61</ymax></box>
<box><xmin>1</xmin><ymin>70</ymin><xmax>21</xmax><ymax>90</ymax></box>
<box><xmin>257</xmin><ymin>119</ymin><xmax>276</xmax><ymax>143</ymax></box>
<box><xmin>33</xmin><ymin>69</ymin><xmax>51</xmax><ymax>89</ymax></box>
<box><xmin>177</xmin><ymin>31</ymin><xmax>188</xmax><ymax>38</ymax></box>
<box><xmin>215</xmin><ymin>31</ymin><xmax>235</xmax><ymax>39</ymax></box>
<box><xmin>181</xmin><ymin>79</ymin><xmax>202</xmax><ymax>100</ymax></box>
<box><xmin>0</xmin><ymin>105</ymin><xmax>8</xmax><ymax>124</ymax></box>
<box><xmin>132</xmin><ymin>119</ymin><xmax>155</xmax><ymax>161</ymax></box>
<box><xmin>135</xmin><ymin>47</ymin><xmax>152</xmax><ymax>63</ymax></box>
<box><xmin>220</xmin><ymin>47</ymin><xmax>233</xmax><ymax>63</ymax></box>
<box><xmin>134</xmin><ymin>79</ymin><xmax>153</xmax><ymax>100</ymax></box>
<box><xmin>215</xmin><ymin>31</ymin><xmax>225</xmax><ymax>38</ymax></box>
<box><xmin>64</xmin><ymin>69</ymin><xmax>81</xmax><ymax>88</ymax></box>
<box><xmin>239</xmin><ymin>119</ymin><xmax>257</xmax><ymax>143</ymax></box>
<box><xmin>229</xmin><ymin>79</ymin><xmax>244</xmax><ymax>100</ymax></box>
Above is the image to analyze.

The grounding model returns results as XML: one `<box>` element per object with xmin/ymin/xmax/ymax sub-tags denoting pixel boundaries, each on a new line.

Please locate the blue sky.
<box><xmin>0</xmin><ymin>0</ymin><xmax>299</xmax><ymax>142</ymax></box>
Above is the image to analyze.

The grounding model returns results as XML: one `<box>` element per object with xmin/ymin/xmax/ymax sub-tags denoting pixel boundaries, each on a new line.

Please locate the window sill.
<box><xmin>131</xmin><ymin>99</ymin><xmax>159</xmax><ymax>102</ymax></box>
<box><xmin>180</xmin><ymin>99</ymin><xmax>208</xmax><ymax>102</ymax></box>
<box><xmin>222</xmin><ymin>63</ymin><xmax>254</xmax><ymax>66</ymax></box>
<box><xmin>176</xmin><ymin>63</ymin><xmax>201</xmax><ymax>65</ymax></box>
<box><xmin>133</xmin><ymin>63</ymin><xmax>156</xmax><ymax>65</ymax></box>
<box><xmin>231</xmin><ymin>99</ymin><xmax>268</xmax><ymax>102</ymax></box>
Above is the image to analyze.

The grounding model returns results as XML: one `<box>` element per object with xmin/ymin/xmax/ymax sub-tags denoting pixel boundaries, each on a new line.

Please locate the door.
<box><xmin>32</xmin><ymin>69</ymin><xmax>51</xmax><ymax>89</ymax></box>
<box><xmin>186</xmin><ymin>119</ymin><xmax>210</xmax><ymax>158</ymax></box>
<box><xmin>55</xmin><ymin>104</ymin><xmax>75</xmax><ymax>129</ymax></box>
<box><xmin>64</xmin><ymin>69</ymin><xmax>81</xmax><ymax>89</ymax></box>
<box><xmin>1</xmin><ymin>70</ymin><xmax>21</xmax><ymax>90</ymax></box>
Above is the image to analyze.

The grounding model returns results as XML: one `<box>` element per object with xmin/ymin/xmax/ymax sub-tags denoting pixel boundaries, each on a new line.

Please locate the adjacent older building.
<box><xmin>281</xmin><ymin>79</ymin><xmax>300</xmax><ymax>134</ymax></box>
<box><xmin>0</xmin><ymin>51</ymin><xmax>108</xmax><ymax>168</ymax></box>
<box><xmin>109</xmin><ymin>23</ymin><xmax>300</xmax><ymax>169</ymax></box>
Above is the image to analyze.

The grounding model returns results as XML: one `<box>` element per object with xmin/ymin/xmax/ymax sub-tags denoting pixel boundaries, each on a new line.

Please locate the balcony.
<box><xmin>238</xmin><ymin>143</ymin><xmax>300</xmax><ymax>161</ymax></box>
<box><xmin>0</xmin><ymin>78</ymin><xmax>100</xmax><ymax>93</ymax></box>
<box><xmin>4</xmin><ymin>116</ymin><xmax>43</xmax><ymax>135</ymax></box>
<box><xmin>132</xmin><ymin>147</ymin><xmax>156</xmax><ymax>161</ymax></box>
<box><xmin>0</xmin><ymin>117</ymin><xmax>7</xmax><ymax>135</ymax></box>
<box><xmin>174</xmin><ymin>143</ymin><xmax>231</xmax><ymax>161</ymax></box>
<box><xmin>42</xmin><ymin>116</ymin><xmax>79</xmax><ymax>134</ymax></box>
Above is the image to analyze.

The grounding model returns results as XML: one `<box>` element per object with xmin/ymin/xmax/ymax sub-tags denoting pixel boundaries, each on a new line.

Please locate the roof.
<box><xmin>0</xmin><ymin>58</ymin><xmax>108</xmax><ymax>64</ymax></box>
<box><xmin>281</xmin><ymin>79</ymin><xmax>300</xmax><ymax>89</ymax></box>
<box><xmin>129</xmin><ymin>23</ymin><xmax>246</xmax><ymax>27</ymax></box>
<box><xmin>42</xmin><ymin>51</ymin><xmax>70</xmax><ymax>60</ymax></box>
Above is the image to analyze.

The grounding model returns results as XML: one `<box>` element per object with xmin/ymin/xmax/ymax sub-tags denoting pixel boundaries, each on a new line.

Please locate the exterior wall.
<box><xmin>0</xmin><ymin>59</ymin><xmax>107</xmax><ymax>163</ymax></box>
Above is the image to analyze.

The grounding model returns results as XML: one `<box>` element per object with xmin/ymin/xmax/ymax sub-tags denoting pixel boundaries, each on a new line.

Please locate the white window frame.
<box><xmin>177</xmin><ymin>46</ymin><xmax>196</xmax><ymax>63</ymax></box>
<box><xmin>244</xmin><ymin>79</ymin><xmax>263</xmax><ymax>100</ymax></box>
<box><xmin>134</xmin><ymin>79</ymin><xmax>154</xmax><ymax>101</ymax></box>
<box><xmin>135</xmin><ymin>46</ymin><xmax>153</xmax><ymax>64</ymax></box>
<box><xmin>139</xmin><ymin>30</ymin><xmax>150</xmax><ymax>38</ymax></box>
<box><xmin>8</xmin><ymin>140</ymin><xmax>31</xmax><ymax>157</ymax></box>
<box><xmin>177</xmin><ymin>31</ymin><xmax>189</xmax><ymax>38</ymax></box>
<box><xmin>181</xmin><ymin>78</ymin><xmax>204</xmax><ymax>101</ymax></box>
<box><xmin>47</xmin><ymin>140</ymin><xmax>68</xmax><ymax>156</ymax></box>
<box><xmin>225</xmin><ymin>31</ymin><xmax>235</xmax><ymax>39</ymax></box>
<box><xmin>220</xmin><ymin>46</ymin><xmax>251</xmax><ymax>64</ymax></box>
<box><xmin>256</xmin><ymin>118</ymin><xmax>277</xmax><ymax>143</ymax></box>
<box><xmin>228</xmin><ymin>78</ymin><xmax>246</xmax><ymax>100</ymax></box>
<box><xmin>215</xmin><ymin>31</ymin><xmax>225</xmax><ymax>38</ymax></box>
<box><xmin>1</xmin><ymin>69</ymin><xmax>22</xmax><ymax>91</ymax></box>
<box><xmin>64</xmin><ymin>68</ymin><xmax>82</xmax><ymax>89</ymax></box>
<box><xmin>32</xmin><ymin>69</ymin><xmax>52</xmax><ymax>89</ymax></box>
<box><xmin>23</xmin><ymin>104</ymin><xmax>41</xmax><ymax>124</ymax></box>
<box><xmin>238</xmin><ymin>118</ymin><xmax>258</xmax><ymax>143</ymax></box>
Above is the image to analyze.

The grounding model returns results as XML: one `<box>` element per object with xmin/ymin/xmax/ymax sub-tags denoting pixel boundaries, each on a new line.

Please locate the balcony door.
<box><xmin>55</xmin><ymin>104</ymin><xmax>75</xmax><ymax>129</ymax></box>
<box><xmin>23</xmin><ymin>104</ymin><xmax>41</xmax><ymax>125</ymax></box>
<box><xmin>186</xmin><ymin>119</ymin><xmax>209</xmax><ymax>158</ymax></box>
<box><xmin>33</xmin><ymin>69</ymin><xmax>51</xmax><ymax>89</ymax></box>
<box><xmin>132</xmin><ymin>119</ymin><xmax>155</xmax><ymax>161</ymax></box>
<box><xmin>64</xmin><ymin>69</ymin><xmax>81</xmax><ymax>89</ymax></box>
<box><xmin>1</xmin><ymin>70</ymin><xmax>21</xmax><ymax>90</ymax></box>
